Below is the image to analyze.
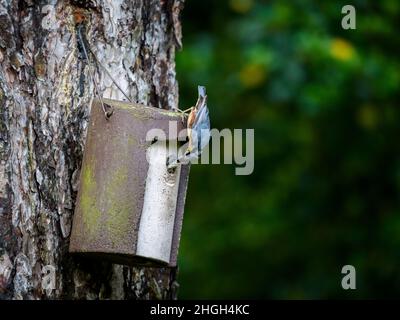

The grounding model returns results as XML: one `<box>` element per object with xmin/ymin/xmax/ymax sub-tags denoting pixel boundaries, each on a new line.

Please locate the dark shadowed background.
<box><xmin>175</xmin><ymin>0</ymin><xmax>400</xmax><ymax>299</ymax></box>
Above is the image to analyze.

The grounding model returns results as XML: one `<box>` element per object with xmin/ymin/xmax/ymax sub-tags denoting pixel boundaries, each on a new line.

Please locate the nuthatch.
<box><xmin>167</xmin><ymin>86</ymin><xmax>211</xmax><ymax>168</ymax></box>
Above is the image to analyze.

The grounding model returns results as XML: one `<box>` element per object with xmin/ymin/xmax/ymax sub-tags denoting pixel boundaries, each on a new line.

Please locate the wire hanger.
<box><xmin>77</xmin><ymin>27</ymin><xmax>132</xmax><ymax>119</ymax></box>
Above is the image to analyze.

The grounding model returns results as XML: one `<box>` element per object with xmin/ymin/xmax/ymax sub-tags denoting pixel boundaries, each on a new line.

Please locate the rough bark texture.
<box><xmin>0</xmin><ymin>0</ymin><xmax>184</xmax><ymax>299</ymax></box>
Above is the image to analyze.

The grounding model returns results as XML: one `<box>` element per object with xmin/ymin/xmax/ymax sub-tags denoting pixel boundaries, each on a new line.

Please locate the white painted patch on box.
<box><xmin>136</xmin><ymin>141</ymin><xmax>181</xmax><ymax>263</ymax></box>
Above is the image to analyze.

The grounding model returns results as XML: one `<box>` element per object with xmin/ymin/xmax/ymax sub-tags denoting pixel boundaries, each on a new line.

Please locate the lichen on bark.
<box><xmin>0</xmin><ymin>0</ymin><xmax>184</xmax><ymax>299</ymax></box>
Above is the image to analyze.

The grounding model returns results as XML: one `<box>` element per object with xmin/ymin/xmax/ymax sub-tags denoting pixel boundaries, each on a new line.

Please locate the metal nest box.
<box><xmin>69</xmin><ymin>98</ymin><xmax>190</xmax><ymax>267</ymax></box>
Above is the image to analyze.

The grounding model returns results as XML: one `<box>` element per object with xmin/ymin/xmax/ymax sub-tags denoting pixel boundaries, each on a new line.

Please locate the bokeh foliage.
<box><xmin>176</xmin><ymin>0</ymin><xmax>400</xmax><ymax>298</ymax></box>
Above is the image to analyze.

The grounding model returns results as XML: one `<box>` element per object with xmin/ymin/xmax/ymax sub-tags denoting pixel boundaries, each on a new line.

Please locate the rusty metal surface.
<box><xmin>69</xmin><ymin>98</ymin><xmax>189</xmax><ymax>267</ymax></box>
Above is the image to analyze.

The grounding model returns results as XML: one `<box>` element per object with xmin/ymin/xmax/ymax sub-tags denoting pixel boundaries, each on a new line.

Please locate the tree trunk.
<box><xmin>0</xmin><ymin>0</ymin><xmax>184</xmax><ymax>300</ymax></box>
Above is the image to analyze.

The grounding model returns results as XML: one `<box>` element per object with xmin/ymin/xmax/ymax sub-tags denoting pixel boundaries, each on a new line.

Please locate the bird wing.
<box><xmin>192</xmin><ymin>103</ymin><xmax>211</xmax><ymax>152</ymax></box>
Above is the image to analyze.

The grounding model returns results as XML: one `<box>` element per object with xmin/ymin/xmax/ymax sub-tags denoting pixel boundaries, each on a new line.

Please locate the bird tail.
<box><xmin>198</xmin><ymin>85</ymin><xmax>206</xmax><ymax>97</ymax></box>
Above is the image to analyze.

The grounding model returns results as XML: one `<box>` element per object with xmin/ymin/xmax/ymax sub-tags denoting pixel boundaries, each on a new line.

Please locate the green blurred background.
<box><xmin>176</xmin><ymin>0</ymin><xmax>400</xmax><ymax>298</ymax></box>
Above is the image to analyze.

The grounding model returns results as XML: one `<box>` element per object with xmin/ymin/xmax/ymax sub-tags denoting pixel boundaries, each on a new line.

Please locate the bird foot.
<box><xmin>172</xmin><ymin>107</ymin><xmax>193</xmax><ymax>123</ymax></box>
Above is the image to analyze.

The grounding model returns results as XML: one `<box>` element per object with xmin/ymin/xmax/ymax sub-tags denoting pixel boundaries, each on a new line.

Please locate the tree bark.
<box><xmin>0</xmin><ymin>0</ymin><xmax>184</xmax><ymax>300</ymax></box>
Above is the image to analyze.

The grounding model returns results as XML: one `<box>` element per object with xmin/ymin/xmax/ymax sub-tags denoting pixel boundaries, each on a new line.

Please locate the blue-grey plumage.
<box><xmin>167</xmin><ymin>86</ymin><xmax>211</xmax><ymax>168</ymax></box>
<box><xmin>189</xmin><ymin>93</ymin><xmax>211</xmax><ymax>154</ymax></box>
<box><xmin>197</xmin><ymin>85</ymin><xmax>206</xmax><ymax>99</ymax></box>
